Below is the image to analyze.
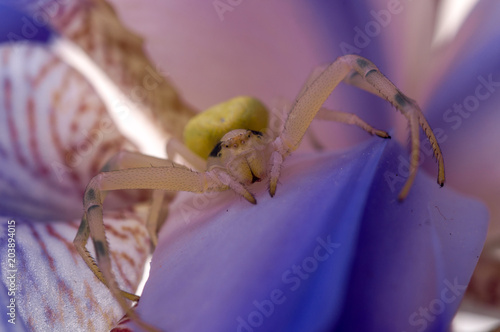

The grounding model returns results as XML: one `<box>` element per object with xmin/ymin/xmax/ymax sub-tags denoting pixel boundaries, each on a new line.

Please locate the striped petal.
<box><xmin>13</xmin><ymin>0</ymin><xmax>196</xmax><ymax>140</ymax></box>
<box><xmin>0</xmin><ymin>43</ymin><xmax>142</xmax><ymax>221</ymax></box>
<box><xmin>0</xmin><ymin>21</ymin><xmax>153</xmax><ymax>330</ymax></box>
<box><xmin>0</xmin><ymin>209</ymin><xmax>149</xmax><ymax>331</ymax></box>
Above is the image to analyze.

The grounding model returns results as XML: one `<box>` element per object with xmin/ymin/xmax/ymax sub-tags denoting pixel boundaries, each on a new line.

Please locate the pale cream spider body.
<box><xmin>73</xmin><ymin>55</ymin><xmax>445</xmax><ymax>331</ymax></box>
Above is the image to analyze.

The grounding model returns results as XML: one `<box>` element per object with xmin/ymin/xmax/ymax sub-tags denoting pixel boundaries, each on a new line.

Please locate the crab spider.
<box><xmin>74</xmin><ymin>55</ymin><xmax>445</xmax><ymax>330</ymax></box>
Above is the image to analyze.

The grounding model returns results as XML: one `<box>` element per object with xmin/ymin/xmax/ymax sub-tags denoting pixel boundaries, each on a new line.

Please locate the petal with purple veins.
<box><xmin>0</xmin><ymin>210</ymin><xmax>150</xmax><ymax>331</ymax></box>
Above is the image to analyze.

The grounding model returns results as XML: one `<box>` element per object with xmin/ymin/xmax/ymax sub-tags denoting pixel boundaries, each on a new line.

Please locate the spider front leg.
<box><xmin>74</xmin><ymin>191</ymin><xmax>161</xmax><ymax>331</ymax></box>
<box><xmin>74</xmin><ymin>152</ymin><xmax>174</xmax><ymax>303</ymax></box>
<box><xmin>315</xmin><ymin>107</ymin><xmax>391</xmax><ymax>139</ymax></box>
<box><xmin>270</xmin><ymin>54</ymin><xmax>445</xmax><ymax>200</ymax></box>
<box><xmin>306</xmin><ymin>107</ymin><xmax>391</xmax><ymax>150</ymax></box>
<box><xmin>74</xmin><ymin>155</ymin><xmax>230</xmax><ymax>331</ymax></box>
<box><xmin>342</xmin><ymin>56</ymin><xmax>445</xmax><ymax>198</ymax></box>
<box><xmin>101</xmin><ymin>151</ymin><xmax>179</xmax><ymax>246</ymax></box>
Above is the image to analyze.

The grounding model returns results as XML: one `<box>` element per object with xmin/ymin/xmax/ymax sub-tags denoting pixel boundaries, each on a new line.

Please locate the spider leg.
<box><xmin>341</xmin><ymin>57</ymin><xmax>444</xmax><ymax>199</ymax></box>
<box><xmin>316</xmin><ymin>107</ymin><xmax>391</xmax><ymax>138</ymax></box>
<box><xmin>209</xmin><ymin>168</ymin><xmax>257</xmax><ymax>204</ymax></box>
<box><xmin>274</xmin><ymin>54</ymin><xmax>444</xmax><ymax>200</ymax></box>
<box><xmin>138</xmin><ymin>137</ymin><xmax>209</xmax><ymax>247</ymax></box>
<box><xmin>102</xmin><ymin>151</ymin><xmax>179</xmax><ymax>247</ymax></box>
<box><xmin>74</xmin><ymin>161</ymin><xmax>226</xmax><ymax>331</ymax></box>
<box><xmin>167</xmin><ymin>137</ymin><xmax>207</xmax><ymax>171</ymax></box>
<box><xmin>146</xmin><ymin>189</ymin><xmax>172</xmax><ymax>247</ymax></box>
<box><xmin>75</xmin><ymin>152</ymin><xmax>172</xmax><ymax>298</ymax></box>
<box><xmin>75</xmin><ymin>198</ymin><xmax>159</xmax><ymax>331</ymax></box>
<box><xmin>307</xmin><ymin>107</ymin><xmax>389</xmax><ymax>151</ymax></box>
<box><xmin>73</xmin><ymin>212</ymin><xmax>141</xmax><ymax>300</ymax></box>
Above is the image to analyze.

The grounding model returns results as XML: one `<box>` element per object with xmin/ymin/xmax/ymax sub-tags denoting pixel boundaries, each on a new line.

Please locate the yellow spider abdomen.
<box><xmin>183</xmin><ymin>96</ymin><xmax>269</xmax><ymax>159</ymax></box>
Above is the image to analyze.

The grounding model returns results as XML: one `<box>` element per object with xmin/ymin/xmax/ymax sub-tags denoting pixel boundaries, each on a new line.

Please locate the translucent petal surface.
<box><xmin>125</xmin><ymin>139</ymin><xmax>487</xmax><ymax>332</ymax></box>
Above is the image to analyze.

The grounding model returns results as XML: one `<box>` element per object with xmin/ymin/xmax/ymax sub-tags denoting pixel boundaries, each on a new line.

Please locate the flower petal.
<box><xmin>124</xmin><ymin>139</ymin><xmax>487</xmax><ymax>331</ymax></box>
<box><xmin>0</xmin><ymin>210</ymin><xmax>149</xmax><ymax>331</ymax></box>
<box><xmin>422</xmin><ymin>1</ymin><xmax>500</xmax><ymax>233</ymax></box>
<box><xmin>0</xmin><ymin>42</ymin><xmax>148</xmax><ymax>220</ymax></box>
<box><xmin>109</xmin><ymin>0</ymin><xmax>399</xmax><ymax>150</ymax></box>
<box><xmin>17</xmin><ymin>0</ymin><xmax>196</xmax><ymax>140</ymax></box>
<box><xmin>0</xmin><ymin>40</ymin><xmax>153</xmax><ymax>330</ymax></box>
<box><xmin>0</xmin><ymin>4</ymin><xmax>53</xmax><ymax>44</ymax></box>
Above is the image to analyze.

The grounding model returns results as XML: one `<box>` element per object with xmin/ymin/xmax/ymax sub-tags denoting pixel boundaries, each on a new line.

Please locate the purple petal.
<box><xmin>422</xmin><ymin>2</ymin><xmax>500</xmax><ymax>217</ymax></box>
<box><xmin>0</xmin><ymin>4</ymin><xmax>53</xmax><ymax>44</ymax></box>
<box><xmin>126</xmin><ymin>139</ymin><xmax>487</xmax><ymax>331</ymax></box>
<box><xmin>305</xmin><ymin>1</ymin><xmax>439</xmax><ymax>150</ymax></box>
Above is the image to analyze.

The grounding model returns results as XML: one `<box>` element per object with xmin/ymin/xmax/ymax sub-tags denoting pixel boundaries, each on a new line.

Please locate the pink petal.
<box><xmin>106</xmin><ymin>1</ymin><xmax>449</xmax><ymax>155</ymax></box>
<box><xmin>108</xmin><ymin>0</ymin><xmax>333</xmax><ymax>111</ymax></box>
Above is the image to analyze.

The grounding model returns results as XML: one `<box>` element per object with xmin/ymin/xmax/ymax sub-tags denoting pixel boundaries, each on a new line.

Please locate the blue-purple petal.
<box><xmin>423</xmin><ymin>1</ymin><xmax>500</xmax><ymax>198</ymax></box>
<box><xmin>0</xmin><ymin>4</ymin><xmax>53</xmax><ymax>44</ymax></box>
<box><xmin>129</xmin><ymin>138</ymin><xmax>487</xmax><ymax>331</ymax></box>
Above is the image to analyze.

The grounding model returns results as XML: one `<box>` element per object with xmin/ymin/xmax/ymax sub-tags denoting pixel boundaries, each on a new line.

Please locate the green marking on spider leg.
<box><xmin>93</xmin><ymin>239</ymin><xmax>107</xmax><ymax>256</ymax></box>
<box><xmin>76</xmin><ymin>215</ymin><xmax>89</xmax><ymax>237</ymax></box>
<box><xmin>356</xmin><ymin>58</ymin><xmax>378</xmax><ymax>77</ymax></box>
<box><xmin>85</xmin><ymin>188</ymin><xmax>96</xmax><ymax>202</ymax></box>
<box><xmin>394</xmin><ymin>92</ymin><xmax>408</xmax><ymax>107</ymax></box>
<box><xmin>356</xmin><ymin>58</ymin><xmax>369</xmax><ymax>68</ymax></box>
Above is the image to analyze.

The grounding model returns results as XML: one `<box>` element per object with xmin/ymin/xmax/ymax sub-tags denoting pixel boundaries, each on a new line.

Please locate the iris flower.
<box><xmin>0</xmin><ymin>1</ymin><xmax>494</xmax><ymax>331</ymax></box>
